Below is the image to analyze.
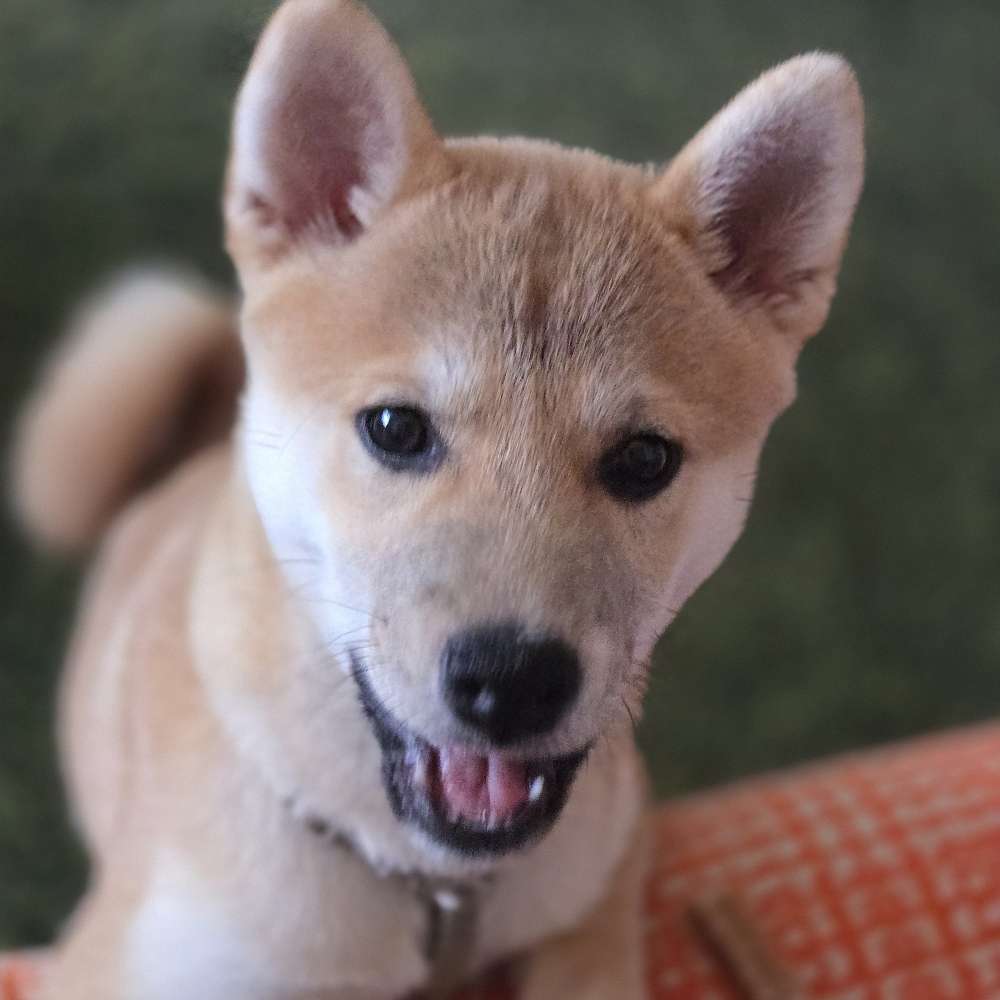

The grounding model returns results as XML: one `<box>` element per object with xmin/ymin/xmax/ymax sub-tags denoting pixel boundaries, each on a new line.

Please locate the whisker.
<box><xmin>284</xmin><ymin>578</ymin><xmax>385</xmax><ymax>623</ymax></box>
<box><xmin>322</xmin><ymin>624</ymin><xmax>372</xmax><ymax>649</ymax></box>
<box><xmin>620</xmin><ymin>694</ymin><xmax>638</xmax><ymax>730</ymax></box>
<box><xmin>279</xmin><ymin>400</ymin><xmax>329</xmax><ymax>457</ymax></box>
<box><xmin>298</xmin><ymin>596</ymin><xmax>387</xmax><ymax>625</ymax></box>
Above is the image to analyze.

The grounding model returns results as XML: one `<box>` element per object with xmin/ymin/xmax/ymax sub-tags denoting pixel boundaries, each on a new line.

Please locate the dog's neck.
<box><xmin>283</xmin><ymin>790</ymin><xmax>491</xmax><ymax>996</ymax></box>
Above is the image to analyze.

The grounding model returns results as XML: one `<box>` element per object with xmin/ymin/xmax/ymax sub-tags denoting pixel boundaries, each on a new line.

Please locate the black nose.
<box><xmin>441</xmin><ymin>623</ymin><xmax>581</xmax><ymax>745</ymax></box>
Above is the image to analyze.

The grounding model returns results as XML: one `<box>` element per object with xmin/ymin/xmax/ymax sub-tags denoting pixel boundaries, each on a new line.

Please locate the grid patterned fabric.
<box><xmin>3</xmin><ymin>724</ymin><xmax>999</xmax><ymax>999</ymax></box>
<box><xmin>643</xmin><ymin>722</ymin><xmax>1000</xmax><ymax>999</ymax></box>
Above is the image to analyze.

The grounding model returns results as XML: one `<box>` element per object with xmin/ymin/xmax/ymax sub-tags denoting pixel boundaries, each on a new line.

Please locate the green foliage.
<box><xmin>2</xmin><ymin>0</ymin><xmax>998</xmax><ymax>948</ymax></box>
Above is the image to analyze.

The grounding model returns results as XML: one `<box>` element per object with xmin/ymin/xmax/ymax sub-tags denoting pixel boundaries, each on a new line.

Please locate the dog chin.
<box><xmin>350</xmin><ymin>655</ymin><xmax>588</xmax><ymax>857</ymax></box>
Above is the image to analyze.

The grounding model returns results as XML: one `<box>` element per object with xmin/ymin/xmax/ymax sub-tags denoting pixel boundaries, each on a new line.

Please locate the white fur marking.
<box><xmin>126</xmin><ymin>850</ymin><xmax>276</xmax><ymax>1000</ymax></box>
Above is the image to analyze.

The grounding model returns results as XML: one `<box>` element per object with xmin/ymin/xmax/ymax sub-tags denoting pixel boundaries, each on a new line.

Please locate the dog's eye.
<box><xmin>358</xmin><ymin>405</ymin><xmax>440</xmax><ymax>471</ymax></box>
<box><xmin>598</xmin><ymin>433</ymin><xmax>683</xmax><ymax>503</ymax></box>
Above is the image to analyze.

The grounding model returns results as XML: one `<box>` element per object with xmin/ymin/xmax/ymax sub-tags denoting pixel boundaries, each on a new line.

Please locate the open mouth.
<box><xmin>351</xmin><ymin>656</ymin><xmax>587</xmax><ymax>855</ymax></box>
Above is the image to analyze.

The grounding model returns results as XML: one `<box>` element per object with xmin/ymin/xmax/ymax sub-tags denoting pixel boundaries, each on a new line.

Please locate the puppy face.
<box><xmin>226</xmin><ymin>0</ymin><xmax>863</xmax><ymax>855</ymax></box>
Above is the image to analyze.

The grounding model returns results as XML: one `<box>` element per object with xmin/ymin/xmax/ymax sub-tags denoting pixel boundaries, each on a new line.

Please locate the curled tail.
<box><xmin>11</xmin><ymin>268</ymin><xmax>243</xmax><ymax>551</ymax></box>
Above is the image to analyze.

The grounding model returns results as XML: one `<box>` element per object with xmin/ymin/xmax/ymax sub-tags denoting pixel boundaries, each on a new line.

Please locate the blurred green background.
<box><xmin>2</xmin><ymin>0</ymin><xmax>999</xmax><ymax>949</ymax></box>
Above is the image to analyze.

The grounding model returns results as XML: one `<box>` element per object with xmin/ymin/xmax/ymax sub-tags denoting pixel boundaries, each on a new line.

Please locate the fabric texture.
<box><xmin>639</xmin><ymin>722</ymin><xmax>1000</xmax><ymax>999</ymax></box>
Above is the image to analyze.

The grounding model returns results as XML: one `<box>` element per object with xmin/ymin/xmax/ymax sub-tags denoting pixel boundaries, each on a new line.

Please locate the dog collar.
<box><xmin>286</xmin><ymin>798</ymin><xmax>488</xmax><ymax>998</ymax></box>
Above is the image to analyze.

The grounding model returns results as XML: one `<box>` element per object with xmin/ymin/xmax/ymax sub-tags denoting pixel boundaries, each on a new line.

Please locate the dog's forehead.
<box><xmin>390</xmin><ymin>174</ymin><xmax>673</xmax><ymax>427</ymax></box>
<box><xmin>398</xmin><ymin>167</ymin><xmax>790</xmax><ymax>451</ymax></box>
<box><xmin>246</xmin><ymin>150</ymin><xmax>793</xmax><ymax>454</ymax></box>
<box><xmin>420</xmin><ymin>174</ymin><xmax>667</xmax><ymax>360</ymax></box>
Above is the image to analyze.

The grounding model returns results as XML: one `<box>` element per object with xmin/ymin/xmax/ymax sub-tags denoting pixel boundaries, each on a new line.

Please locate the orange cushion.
<box><xmin>5</xmin><ymin>724</ymin><xmax>1000</xmax><ymax>999</ymax></box>
<box><xmin>640</xmin><ymin>723</ymin><xmax>1000</xmax><ymax>999</ymax></box>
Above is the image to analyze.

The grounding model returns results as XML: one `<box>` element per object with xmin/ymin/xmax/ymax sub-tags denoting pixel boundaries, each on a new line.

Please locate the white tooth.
<box><xmin>412</xmin><ymin>756</ymin><xmax>428</xmax><ymax>788</ymax></box>
<box><xmin>528</xmin><ymin>775</ymin><xmax>545</xmax><ymax>803</ymax></box>
<box><xmin>434</xmin><ymin>889</ymin><xmax>462</xmax><ymax>912</ymax></box>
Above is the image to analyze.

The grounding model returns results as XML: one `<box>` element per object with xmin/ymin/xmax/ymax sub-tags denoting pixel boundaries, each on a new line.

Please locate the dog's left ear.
<box><xmin>225</xmin><ymin>0</ymin><xmax>449</xmax><ymax>277</ymax></box>
<box><xmin>653</xmin><ymin>53</ymin><xmax>864</xmax><ymax>344</ymax></box>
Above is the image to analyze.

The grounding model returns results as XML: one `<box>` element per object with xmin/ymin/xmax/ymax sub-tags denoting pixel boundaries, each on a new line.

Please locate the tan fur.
<box><xmin>12</xmin><ymin>1</ymin><xmax>863</xmax><ymax>996</ymax></box>
<box><xmin>12</xmin><ymin>270</ymin><xmax>241</xmax><ymax>551</ymax></box>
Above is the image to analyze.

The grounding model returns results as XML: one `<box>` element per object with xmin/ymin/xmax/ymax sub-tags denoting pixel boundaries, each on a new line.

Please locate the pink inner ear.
<box><xmin>706</xmin><ymin>118</ymin><xmax>829</xmax><ymax>299</ymax></box>
<box><xmin>242</xmin><ymin>45</ymin><xmax>398</xmax><ymax>242</ymax></box>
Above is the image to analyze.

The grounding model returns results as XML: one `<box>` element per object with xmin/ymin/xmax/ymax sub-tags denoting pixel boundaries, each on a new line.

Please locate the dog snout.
<box><xmin>441</xmin><ymin>623</ymin><xmax>581</xmax><ymax>745</ymax></box>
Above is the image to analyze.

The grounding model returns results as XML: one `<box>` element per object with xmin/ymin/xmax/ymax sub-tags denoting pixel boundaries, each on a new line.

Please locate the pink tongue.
<box><xmin>438</xmin><ymin>746</ymin><xmax>529</xmax><ymax>824</ymax></box>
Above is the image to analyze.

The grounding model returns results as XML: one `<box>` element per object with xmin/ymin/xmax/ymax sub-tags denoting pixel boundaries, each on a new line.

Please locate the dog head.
<box><xmin>223</xmin><ymin>0</ymin><xmax>863</xmax><ymax>856</ymax></box>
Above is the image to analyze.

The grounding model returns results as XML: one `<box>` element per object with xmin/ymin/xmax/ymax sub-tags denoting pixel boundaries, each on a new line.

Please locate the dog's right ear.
<box><xmin>225</xmin><ymin>0</ymin><xmax>448</xmax><ymax>277</ymax></box>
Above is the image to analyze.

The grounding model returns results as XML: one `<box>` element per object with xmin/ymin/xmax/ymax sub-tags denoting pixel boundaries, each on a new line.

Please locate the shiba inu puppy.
<box><xmin>11</xmin><ymin>0</ymin><xmax>864</xmax><ymax>996</ymax></box>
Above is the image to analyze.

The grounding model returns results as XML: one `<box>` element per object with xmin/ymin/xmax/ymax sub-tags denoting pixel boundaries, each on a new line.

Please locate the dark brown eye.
<box><xmin>358</xmin><ymin>405</ymin><xmax>441</xmax><ymax>471</ymax></box>
<box><xmin>598</xmin><ymin>433</ymin><xmax>683</xmax><ymax>503</ymax></box>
